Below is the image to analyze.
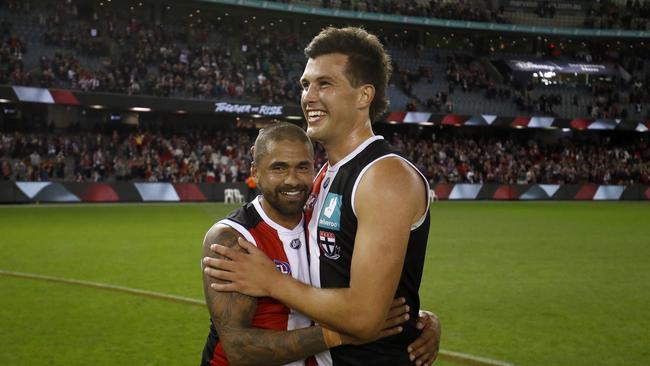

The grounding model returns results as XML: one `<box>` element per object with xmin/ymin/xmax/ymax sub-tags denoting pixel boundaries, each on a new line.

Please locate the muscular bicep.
<box><xmin>348</xmin><ymin>158</ymin><xmax>426</xmax><ymax>331</ymax></box>
<box><xmin>202</xmin><ymin>225</ymin><xmax>256</xmax><ymax>331</ymax></box>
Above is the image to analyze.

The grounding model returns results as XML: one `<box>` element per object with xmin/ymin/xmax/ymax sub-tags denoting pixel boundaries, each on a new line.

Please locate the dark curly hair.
<box><xmin>304</xmin><ymin>27</ymin><xmax>392</xmax><ymax>122</ymax></box>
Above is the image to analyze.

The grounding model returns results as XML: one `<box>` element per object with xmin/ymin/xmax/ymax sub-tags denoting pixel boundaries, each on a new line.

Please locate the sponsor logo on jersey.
<box><xmin>323</xmin><ymin>177</ymin><xmax>331</xmax><ymax>189</ymax></box>
<box><xmin>290</xmin><ymin>238</ymin><xmax>301</xmax><ymax>249</ymax></box>
<box><xmin>318</xmin><ymin>230</ymin><xmax>340</xmax><ymax>260</ymax></box>
<box><xmin>273</xmin><ymin>259</ymin><xmax>291</xmax><ymax>274</ymax></box>
<box><xmin>318</xmin><ymin>193</ymin><xmax>342</xmax><ymax>230</ymax></box>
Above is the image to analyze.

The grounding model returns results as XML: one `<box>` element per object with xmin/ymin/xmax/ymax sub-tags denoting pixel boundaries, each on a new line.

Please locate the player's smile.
<box><xmin>278</xmin><ymin>186</ymin><xmax>308</xmax><ymax>202</ymax></box>
<box><xmin>306</xmin><ymin>109</ymin><xmax>328</xmax><ymax>124</ymax></box>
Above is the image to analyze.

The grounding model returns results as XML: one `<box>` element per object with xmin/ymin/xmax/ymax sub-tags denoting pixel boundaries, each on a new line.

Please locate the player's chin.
<box><xmin>277</xmin><ymin>201</ymin><xmax>305</xmax><ymax>216</ymax></box>
<box><xmin>306</xmin><ymin>122</ymin><xmax>325</xmax><ymax>139</ymax></box>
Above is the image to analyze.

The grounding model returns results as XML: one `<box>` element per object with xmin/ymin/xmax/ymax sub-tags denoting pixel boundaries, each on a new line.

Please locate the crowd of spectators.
<box><xmin>0</xmin><ymin>129</ymin><xmax>259</xmax><ymax>184</ymax></box>
<box><xmin>2</xmin><ymin>126</ymin><xmax>648</xmax><ymax>186</ymax></box>
<box><xmin>584</xmin><ymin>0</ymin><xmax>650</xmax><ymax>31</ymax></box>
<box><xmin>289</xmin><ymin>0</ymin><xmax>650</xmax><ymax>31</ymax></box>
<box><xmin>2</xmin><ymin>0</ymin><xmax>650</xmax><ymax>121</ymax></box>
<box><xmin>272</xmin><ymin>0</ymin><xmax>507</xmax><ymax>23</ymax></box>
<box><xmin>512</xmin><ymin>90</ymin><xmax>562</xmax><ymax>116</ymax></box>
<box><xmin>0</xmin><ymin>19</ymin><xmax>26</xmax><ymax>87</ymax></box>
<box><xmin>444</xmin><ymin>55</ymin><xmax>490</xmax><ymax>95</ymax></box>
<box><xmin>390</xmin><ymin>131</ymin><xmax>650</xmax><ymax>186</ymax></box>
<box><xmin>1</xmin><ymin>0</ymin><xmax>305</xmax><ymax>104</ymax></box>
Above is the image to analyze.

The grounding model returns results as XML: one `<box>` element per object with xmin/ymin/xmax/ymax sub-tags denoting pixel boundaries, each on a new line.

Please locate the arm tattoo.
<box><xmin>203</xmin><ymin>228</ymin><xmax>328</xmax><ymax>365</ymax></box>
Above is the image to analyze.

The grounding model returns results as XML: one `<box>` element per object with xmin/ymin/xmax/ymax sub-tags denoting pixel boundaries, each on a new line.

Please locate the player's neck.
<box><xmin>324</xmin><ymin>120</ymin><xmax>374</xmax><ymax>165</ymax></box>
<box><xmin>260</xmin><ymin>198</ymin><xmax>302</xmax><ymax>230</ymax></box>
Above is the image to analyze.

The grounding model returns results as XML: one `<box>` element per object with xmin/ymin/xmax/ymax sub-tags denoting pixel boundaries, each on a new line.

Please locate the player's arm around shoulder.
<box><xmin>201</xmin><ymin>224</ymin><xmax>331</xmax><ymax>366</ymax></box>
<box><xmin>348</xmin><ymin>156</ymin><xmax>427</xmax><ymax>339</ymax></box>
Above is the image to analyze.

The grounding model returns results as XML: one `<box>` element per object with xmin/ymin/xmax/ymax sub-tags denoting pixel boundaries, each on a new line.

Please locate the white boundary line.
<box><xmin>438</xmin><ymin>350</ymin><xmax>516</xmax><ymax>366</ymax></box>
<box><xmin>0</xmin><ymin>269</ymin><xmax>204</xmax><ymax>306</ymax></box>
<box><xmin>0</xmin><ymin>269</ymin><xmax>515</xmax><ymax>366</ymax></box>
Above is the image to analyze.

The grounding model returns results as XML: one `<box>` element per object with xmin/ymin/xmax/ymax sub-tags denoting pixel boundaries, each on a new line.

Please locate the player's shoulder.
<box><xmin>203</xmin><ymin>201</ymin><xmax>263</xmax><ymax>249</ymax></box>
<box><xmin>355</xmin><ymin>155</ymin><xmax>427</xmax><ymax>209</ymax></box>
<box><xmin>202</xmin><ymin>222</ymin><xmax>243</xmax><ymax>249</ymax></box>
<box><xmin>224</xmin><ymin>201</ymin><xmax>263</xmax><ymax>229</ymax></box>
<box><xmin>363</xmin><ymin>154</ymin><xmax>424</xmax><ymax>188</ymax></box>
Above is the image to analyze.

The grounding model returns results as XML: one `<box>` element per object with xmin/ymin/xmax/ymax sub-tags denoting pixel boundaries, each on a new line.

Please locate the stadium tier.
<box><xmin>1</xmin><ymin>0</ymin><xmax>649</xmax><ymax>119</ymax></box>
<box><xmin>0</xmin><ymin>0</ymin><xmax>648</xmax><ymax>200</ymax></box>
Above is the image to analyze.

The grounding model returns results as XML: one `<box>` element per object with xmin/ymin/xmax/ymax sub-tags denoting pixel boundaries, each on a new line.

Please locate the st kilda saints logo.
<box><xmin>318</xmin><ymin>230</ymin><xmax>340</xmax><ymax>260</ymax></box>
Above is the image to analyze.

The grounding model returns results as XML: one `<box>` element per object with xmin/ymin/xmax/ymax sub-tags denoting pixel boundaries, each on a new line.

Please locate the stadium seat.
<box><xmin>224</xmin><ymin>188</ymin><xmax>244</xmax><ymax>204</ymax></box>
<box><xmin>430</xmin><ymin>188</ymin><xmax>438</xmax><ymax>203</ymax></box>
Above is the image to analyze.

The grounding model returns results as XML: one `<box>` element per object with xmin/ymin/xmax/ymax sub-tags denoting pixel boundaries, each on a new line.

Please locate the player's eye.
<box><xmin>270</xmin><ymin>164</ymin><xmax>287</xmax><ymax>171</ymax></box>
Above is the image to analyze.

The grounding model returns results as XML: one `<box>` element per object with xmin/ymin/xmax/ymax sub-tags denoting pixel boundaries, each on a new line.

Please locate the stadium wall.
<box><xmin>1</xmin><ymin>182</ymin><xmax>648</xmax><ymax>203</ymax></box>
<box><xmin>0</xmin><ymin>182</ymin><xmax>249</xmax><ymax>203</ymax></box>
<box><xmin>433</xmin><ymin>183</ymin><xmax>650</xmax><ymax>201</ymax></box>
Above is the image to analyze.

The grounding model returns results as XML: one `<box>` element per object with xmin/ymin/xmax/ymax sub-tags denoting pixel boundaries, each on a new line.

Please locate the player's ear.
<box><xmin>358</xmin><ymin>84</ymin><xmax>375</xmax><ymax>109</ymax></box>
<box><xmin>251</xmin><ymin>161</ymin><xmax>258</xmax><ymax>182</ymax></box>
<box><xmin>250</xmin><ymin>146</ymin><xmax>257</xmax><ymax>179</ymax></box>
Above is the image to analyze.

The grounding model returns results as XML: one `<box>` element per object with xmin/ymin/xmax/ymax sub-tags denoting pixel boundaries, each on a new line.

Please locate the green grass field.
<box><xmin>1</xmin><ymin>202</ymin><xmax>649</xmax><ymax>365</ymax></box>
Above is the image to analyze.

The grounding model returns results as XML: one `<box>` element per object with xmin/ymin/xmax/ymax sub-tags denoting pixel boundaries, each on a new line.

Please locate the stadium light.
<box><xmin>0</xmin><ymin>99</ymin><xmax>12</xmax><ymax>103</ymax></box>
<box><xmin>130</xmin><ymin>107</ymin><xmax>151</xmax><ymax>112</ymax></box>
<box><xmin>89</xmin><ymin>105</ymin><xmax>105</xmax><ymax>109</ymax></box>
<box><xmin>286</xmin><ymin>115</ymin><xmax>303</xmax><ymax>120</ymax></box>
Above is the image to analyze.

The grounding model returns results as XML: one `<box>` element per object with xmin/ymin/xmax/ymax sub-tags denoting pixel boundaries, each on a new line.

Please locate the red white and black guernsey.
<box><xmin>201</xmin><ymin>197</ymin><xmax>316</xmax><ymax>366</ymax></box>
<box><xmin>305</xmin><ymin>136</ymin><xmax>431</xmax><ymax>366</ymax></box>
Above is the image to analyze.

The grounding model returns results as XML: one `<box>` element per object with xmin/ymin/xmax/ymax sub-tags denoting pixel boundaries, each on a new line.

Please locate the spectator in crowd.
<box><xmin>1</xmin><ymin>126</ymin><xmax>648</xmax><ymax>186</ymax></box>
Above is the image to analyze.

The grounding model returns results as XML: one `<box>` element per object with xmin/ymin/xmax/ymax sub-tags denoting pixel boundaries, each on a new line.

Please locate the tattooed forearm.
<box><xmin>202</xmin><ymin>226</ymin><xmax>329</xmax><ymax>365</ymax></box>
<box><xmin>220</xmin><ymin>325</ymin><xmax>327</xmax><ymax>366</ymax></box>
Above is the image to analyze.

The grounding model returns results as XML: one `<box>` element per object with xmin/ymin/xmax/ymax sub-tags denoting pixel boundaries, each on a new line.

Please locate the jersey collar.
<box><xmin>328</xmin><ymin>135</ymin><xmax>384</xmax><ymax>171</ymax></box>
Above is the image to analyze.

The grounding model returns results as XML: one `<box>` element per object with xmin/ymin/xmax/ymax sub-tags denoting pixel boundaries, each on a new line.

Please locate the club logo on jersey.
<box><xmin>273</xmin><ymin>259</ymin><xmax>291</xmax><ymax>275</ymax></box>
<box><xmin>318</xmin><ymin>193</ymin><xmax>342</xmax><ymax>230</ymax></box>
<box><xmin>290</xmin><ymin>238</ymin><xmax>301</xmax><ymax>249</ymax></box>
<box><xmin>318</xmin><ymin>230</ymin><xmax>340</xmax><ymax>260</ymax></box>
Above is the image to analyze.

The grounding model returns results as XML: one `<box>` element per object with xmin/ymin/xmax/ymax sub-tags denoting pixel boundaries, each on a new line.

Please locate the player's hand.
<box><xmin>342</xmin><ymin>297</ymin><xmax>410</xmax><ymax>345</ymax></box>
<box><xmin>203</xmin><ymin>237</ymin><xmax>279</xmax><ymax>297</ymax></box>
<box><xmin>407</xmin><ymin>310</ymin><xmax>441</xmax><ymax>365</ymax></box>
